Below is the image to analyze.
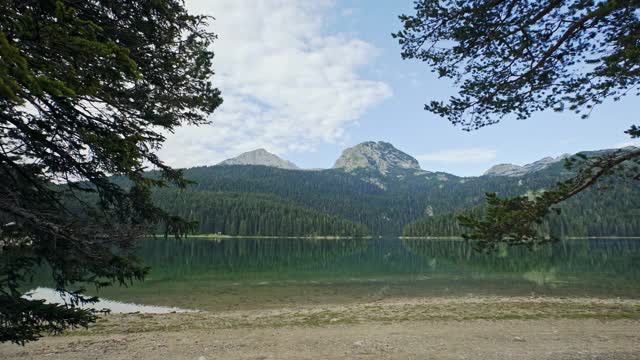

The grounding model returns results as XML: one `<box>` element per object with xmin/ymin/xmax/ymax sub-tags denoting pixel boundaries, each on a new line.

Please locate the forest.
<box><xmin>152</xmin><ymin>190</ymin><xmax>368</xmax><ymax>237</ymax></box>
<box><xmin>149</xmin><ymin>156</ymin><xmax>640</xmax><ymax>238</ymax></box>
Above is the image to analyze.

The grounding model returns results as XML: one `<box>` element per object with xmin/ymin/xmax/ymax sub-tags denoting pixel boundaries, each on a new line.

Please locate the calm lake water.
<box><xmin>34</xmin><ymin>237</ymin><xmax>640</xmax><ymax>311</ymax></box>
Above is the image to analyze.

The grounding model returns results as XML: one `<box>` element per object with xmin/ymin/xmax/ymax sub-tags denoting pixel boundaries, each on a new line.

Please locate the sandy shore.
<box><xmin>2</xmin><ymin>296</ymin><xmax>639</xmax><ymax>359</ymax></box>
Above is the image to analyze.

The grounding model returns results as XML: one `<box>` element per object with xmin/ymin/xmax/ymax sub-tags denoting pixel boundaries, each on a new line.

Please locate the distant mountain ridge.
<box><xmin>218</xmin><ymin>142</ymin><xmax>599</xmax><ymax>178</ymax></box>
<box><xmin>482</xmin><ymin>147</ymin><xmax>639</xmax><ymax>177</ymax></box>
<box><xmin>149</xmin><ymin>142</ymin><xmax>640</xmax><ymax>237</ymax></box>
<box><xmin>218</xmin><ymin>149</ymin><xmax>299</xmax><ymax>170</ymax></box>
<box><xmin>483</xmin><ymin>155</ymin><xmax>570</xmax><ymax>177</ymax></box>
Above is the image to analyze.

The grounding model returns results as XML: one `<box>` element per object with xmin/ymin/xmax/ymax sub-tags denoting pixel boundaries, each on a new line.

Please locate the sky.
<box><xmin>158</xmin><ymin>0</ymin><xmax>640</xmax><ymax>177</ymax></box>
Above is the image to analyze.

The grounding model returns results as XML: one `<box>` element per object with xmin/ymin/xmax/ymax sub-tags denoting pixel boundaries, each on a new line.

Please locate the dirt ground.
<box><xmin>2</xmin><ymin>296</ymin><xmax>639</xmax><ymax>360</ymax></box>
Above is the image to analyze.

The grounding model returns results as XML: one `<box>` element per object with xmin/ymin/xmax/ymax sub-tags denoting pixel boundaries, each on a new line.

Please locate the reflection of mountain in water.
<box><xmin>139</xmin><ymin>238</ymin><xmax>640</xmax><ymax>285</ymax></box>
<box><xmin>28</xmin><ymin>238</ymin><xmax>640</xmax><ymax>302</ymax></box>
<box><xmin>401</xmin><ymin>238</ymin><xmax>640</xmax><ymax>287</ymax></box>
<box><xmin>139</xmin><ymin>237</ymin><xmax>371</xmax><ymax>278</ymax></box>
<box><xmin>137</xmin><ymin>237</ymin><xmax>461</xmax><ymax>283</ymax></box>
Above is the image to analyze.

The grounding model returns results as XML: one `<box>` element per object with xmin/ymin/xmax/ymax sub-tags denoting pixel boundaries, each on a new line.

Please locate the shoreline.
<box><xmin>565</xmin><ymin>236</ymin><xmax>640</xmax><ymax>239</ymax></box>
<box><xmin>147</xmin><ymin>234</ymin><xmax>372</xmax><ymax>240</ymax></box>
<box><xmin>400</xmin><ymin>236</ymin><xmax>640</xmax><ymax>240</ymax></box>
<box><xmin>398</xmin><ymin>236</ymin><xmax>464</xmax><ymax>240</ymax></box>
<box><xmin>2</xmin><ymin>295</ymin><xmax>639</xmax><ymax>359</ymax></box>
<box><xmin>147</xmin><ymin>234</ymin><xmax>640</xmax><ymax>240</ymax></box>
<box><xmin>80</xmin><ymin>296</ymin><xmax>640</xmax><ymax>332</ymax></box>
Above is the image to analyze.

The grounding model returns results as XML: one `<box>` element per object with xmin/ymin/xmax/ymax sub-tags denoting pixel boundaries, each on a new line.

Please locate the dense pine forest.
<box><xmin>167</xmin><ymin>164</ymin><xmax>562</xmax><ymax>235</ymax></box>
<box><xmin>152</xmin><ymin>190</ymin><xmax>368</xmax><ymax>237</ymax></box>
<box><xmin>402</xmin><ymin>184</ymin><xmax>640</xmax><ymax>238</ymax></box>
<box><xmin>147</xmin><ymin>153</ymin><xmax>640</xmax><ymax>238</ymax></box>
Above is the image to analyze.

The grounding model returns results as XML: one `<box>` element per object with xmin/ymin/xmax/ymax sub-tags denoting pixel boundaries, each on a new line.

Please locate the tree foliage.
<box><xmin>394</xmin><ymin>0</ymin><xmax>640</xmax><ymax>128</ymax></box>
<box><xmin>153</xmin><ymin>190</ymin><xmax>369</xmax><ymax>237</ymax></box>
<box><xmin>0</xmin><ymin>0</ymin><xmax>221</xmax><ymax>344</ymax></box>
<box><xmin>458</xmin><ymin>147</ymin><xmax>640</xmax><ymax>249</ymax></box>
<box><xmin>404</xmin><ymin>181</ymin><xmax>640</xmax><ymax>240</ymax></box>
<box><xmin>395</xmin><ymin>0</ymin><xmax>640</xmax><ymax>249</ymax></box>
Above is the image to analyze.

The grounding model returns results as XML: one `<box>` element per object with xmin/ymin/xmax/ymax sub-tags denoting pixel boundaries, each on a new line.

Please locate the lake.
<box><xmin>33</xmin><ymin>237</ymin><xmax>640</xmax><ymax>311</ymax></box>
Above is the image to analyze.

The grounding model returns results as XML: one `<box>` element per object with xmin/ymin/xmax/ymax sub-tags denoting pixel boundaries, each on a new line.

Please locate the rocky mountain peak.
<box><xmin>482</xmin><ymin>163</ymin><xmax>526</xmax><ymax>177</ymax></box>
<box><xmin>218</xmin><ymin>149</ymin><xmax>299</xmax><ymax>170</ymax></box>
<box><xmin>333</xmin><ymin>141</ymin><xmax>421</xmax><ymax>175</ymax></box>
<box><xmin>483</xmin><ymin>154</ymin><xmax>568</xmax><ymax>177</ymax></box>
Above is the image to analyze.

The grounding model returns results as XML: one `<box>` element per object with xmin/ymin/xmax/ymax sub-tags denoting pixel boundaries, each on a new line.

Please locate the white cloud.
<box><xmin>416</xmin><ymin>148</ymin><xmax>497</xmax><ymax>164</ymax></box>
<box><xmin>158</xmin><ymin>0</ymin><xmax>392</xmax><ymax>168</ymax></box>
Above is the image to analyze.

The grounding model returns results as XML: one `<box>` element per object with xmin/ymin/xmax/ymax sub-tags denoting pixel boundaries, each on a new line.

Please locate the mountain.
<box><xmin>218</xmin><ymin>149</ymin><xmax>299</xmax><ymax>170</ymax></box>
<box><xmin>145</xmin><ymin>143</ymin><xmax>640</xmax><ymax>237</ymax></box>
<box><xmin>483</xmin><ymin>155</ymin><xmax>569</xmax><ymax>177</ymax></box>
<box><xmin>333</xmin><ymin>141</ymin><xmax>421</xmax><ymax>175</ymax></box>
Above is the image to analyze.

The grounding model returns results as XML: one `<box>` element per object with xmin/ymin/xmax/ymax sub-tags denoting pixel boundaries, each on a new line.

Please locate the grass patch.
<box><xmin>63</xmin><ymin>297</ymin><xmax>640</xmax><ymax>336</ymax></box>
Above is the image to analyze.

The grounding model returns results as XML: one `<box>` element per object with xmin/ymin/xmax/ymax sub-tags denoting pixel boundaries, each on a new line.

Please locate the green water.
<box><xmin>74</xmin><ymin>238</ymin><xmax>640</xmax><ymax>310</ymax></box>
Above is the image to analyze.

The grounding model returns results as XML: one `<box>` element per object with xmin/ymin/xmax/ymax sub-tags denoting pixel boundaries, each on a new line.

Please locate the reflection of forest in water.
<box><xmin>29</xmin><ymin>238</ymin><xmax>640</xmax><ymax>306</ymax></box>
<box><xmin>137</xmin><ymin>237</ymin><xmax>640</xmax><ymax>288</ymax></box>
<box><xmin>402</xmin><ymin>238</ymin><xmax>640</xmax><ymax>288</ymax></box>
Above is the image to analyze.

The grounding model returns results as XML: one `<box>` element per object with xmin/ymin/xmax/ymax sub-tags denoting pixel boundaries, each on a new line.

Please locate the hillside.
<box><xmin>151</xmin><ymin>143</ymin><xmax>640</xmax><ymax>237</ymax></box>
<box><xmin>152</xmin><ymin>190</ymin><xmax>367</xmax><ymax>237</ymax></box>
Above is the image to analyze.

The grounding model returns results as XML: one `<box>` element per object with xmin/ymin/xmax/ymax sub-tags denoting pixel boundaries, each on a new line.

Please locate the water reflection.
<box><xmin>141</xmin><ymin>237</ymin><xmax>640</xmax><ymax>283</ymax></box>
<box><xmin>36</xmin><ymin>237</ymin><xmax>640</xmax><ymax>310</ymax></box>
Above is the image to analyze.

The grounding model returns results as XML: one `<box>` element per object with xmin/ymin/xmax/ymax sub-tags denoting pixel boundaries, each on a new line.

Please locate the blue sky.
<box><xmin>163</xmin><ymin>0</ymin><xmax>638</xmax><ymax>177</ymax></box>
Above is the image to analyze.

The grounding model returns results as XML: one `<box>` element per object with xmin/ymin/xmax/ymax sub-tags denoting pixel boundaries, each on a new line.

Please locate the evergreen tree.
<box><xmin>0</xmin><ymin>0</ymin><xmax>221</xmax><ymax>344</ymax></box>
<box><xmin>395</xmin><ymin>1</ymin><xmax>640</xmax><ymax>248</ymax></box>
